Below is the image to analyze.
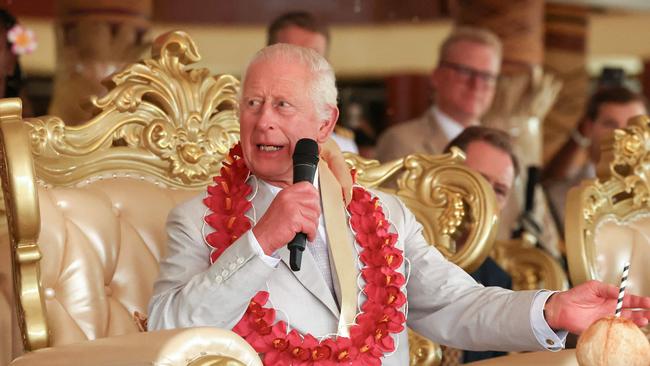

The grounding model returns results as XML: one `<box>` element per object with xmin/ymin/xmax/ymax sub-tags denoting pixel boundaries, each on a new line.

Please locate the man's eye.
<box><xmin>247</xmin><ymin>99</ymin><xmax>261</xmax><ymax>107</ymax></box>
<box><xmin>494</xmin><ymin>187</ymin><xmax>507</xmax><ymax>198</ymax></box>
<box><xmin>277</xmin><ymin>101</ymin><xmax>291</xmax><ymax>108</ymax></box>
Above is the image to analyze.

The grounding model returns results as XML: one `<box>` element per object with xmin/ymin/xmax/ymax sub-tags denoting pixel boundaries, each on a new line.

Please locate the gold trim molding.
<box><xmin>0</xmin><ymin>99</ymin><xmax>48</xmax><ymax>351</ymax></box>
<box><xmin>187</xmin><ymin>355</ymin><xmax>247</xmax><ymax>366</ymax></box>
<box><xmin>27</xmin><ymin>30</ymin><xmax>240</xmax><ymax>189</ymax></box>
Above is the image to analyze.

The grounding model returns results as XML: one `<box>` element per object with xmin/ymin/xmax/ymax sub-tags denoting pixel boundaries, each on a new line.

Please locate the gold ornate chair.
<box><xmin>492</xmin><ymin>235</ymin><xmax>569</xmax><ymax>292</ymax></box>
<box><xmin>0</xmin><ymin>30</ymin><xmax>501</xmax><ymax>366</ymax></box>
<box><xmin>566</xmin><ymin>115</ymin><xmax>650</xmax><ymax>310</ymax></box>
<box><xmin>0</xmin><ymin>31</ymin><xmax>259</xmax><ymax>366</ymax></box>
<box><xmin>347</xmin><ymin>148</ymin><xmax>498</xmax><ymax>274</ymax></box>
<box><xmin>345</xmin><ymin>148</ymin><xmax>500</xmax><ymax>366</ymax></box>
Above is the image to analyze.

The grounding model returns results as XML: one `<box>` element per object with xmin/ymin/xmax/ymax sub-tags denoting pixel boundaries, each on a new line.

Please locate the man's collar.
<box><xmin>432</xmin><ymin>106</ymin><xmax>478</xmax><ymax>141</ymax></box>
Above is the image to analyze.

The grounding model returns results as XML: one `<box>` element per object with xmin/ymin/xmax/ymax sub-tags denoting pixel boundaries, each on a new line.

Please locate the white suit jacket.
<box><xmin>148</xmin><ymin>178</ymin><xmax>555</xmax><ymax>365</ymax></box>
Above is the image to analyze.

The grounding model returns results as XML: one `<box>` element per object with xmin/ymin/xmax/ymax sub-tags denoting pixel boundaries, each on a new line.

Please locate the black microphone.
<box><xmin>524</xmin><ymin>166</ymin><xmax>540</xmax><ymax>214</ymax></box>
<box><xmin>512</xmin><ymin>165</ymin><xmax>543</xmax><ymax>240</ymax></box>
<box><xmin>287</xmin><ymin>138</ymin><xmax>319</xmax><ymax>271</ymax></box>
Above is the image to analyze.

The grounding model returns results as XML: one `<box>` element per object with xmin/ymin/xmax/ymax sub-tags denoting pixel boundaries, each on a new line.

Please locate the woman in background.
<box><xmin>0</xmin><ymin>8</ymin><xmax>36</xmax><ymax>115</ymax></box>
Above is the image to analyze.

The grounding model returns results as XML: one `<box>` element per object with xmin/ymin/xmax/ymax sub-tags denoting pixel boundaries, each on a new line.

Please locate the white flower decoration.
<box><xmin>7</xmin><ymin>24</ymin><xmax>37</xmax><ymax>55</ymax></box>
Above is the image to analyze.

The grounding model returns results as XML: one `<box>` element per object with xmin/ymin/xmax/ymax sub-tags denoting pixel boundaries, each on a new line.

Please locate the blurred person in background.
<box><xmin>0</xmin><ymin>9</ymin><xmax>35</xmax><ymax>116</ymax></box>
<box><xmin>267</xmin><ymin>11</ymin><xmax>358</xmax><ymax>153</ymax></box>
<box><xmin>543</xmin><ymin>86</ymin><xmax>647</xmax><ymax>231</ymax></box>
<box><xmin>444</xmin><ymin>126</ymin><xmax>517</xmax><ymax>363</ymax></box>
<box><xmin>375</xmin><ymin>26</ymin><xmax>501</xmax><ymax>161</ymax></box>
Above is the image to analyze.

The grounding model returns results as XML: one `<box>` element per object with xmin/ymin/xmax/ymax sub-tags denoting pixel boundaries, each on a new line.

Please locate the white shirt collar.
<box><xmin>432</xmin><ymin>106</ymin><xmax>478</xmax><ymax>141</ymax></box>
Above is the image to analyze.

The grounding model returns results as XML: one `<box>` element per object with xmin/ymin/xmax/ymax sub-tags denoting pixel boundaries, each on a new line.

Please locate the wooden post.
<box><xmin>542</xmin><ymin>3</ymin><xmax>590</xmax><ymax>165</ymax></box>
<box><xmin>49</xmin><ymin>0</ymin><xmax>152</xmax><ymax>125</ymax></box>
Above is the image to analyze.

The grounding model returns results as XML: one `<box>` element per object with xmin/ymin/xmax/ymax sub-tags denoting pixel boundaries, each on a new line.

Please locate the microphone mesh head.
<box><xmin>293</xmin><ymin>138</ymin><xmax>319</xmax><ymax>165</ymax></box>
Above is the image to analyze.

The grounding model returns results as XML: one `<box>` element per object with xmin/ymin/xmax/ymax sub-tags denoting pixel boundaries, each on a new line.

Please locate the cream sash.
<box><xmin>319</xmin><ymin>162</ymin><xmax>357</xmax><ymax>337</ymax></box>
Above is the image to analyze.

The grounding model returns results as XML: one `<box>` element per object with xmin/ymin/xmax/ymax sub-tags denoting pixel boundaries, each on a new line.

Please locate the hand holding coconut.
<box><xmin>543</xmin><ymin>280</ymin><xmax>650</xmax><ymax>334</ymax></box>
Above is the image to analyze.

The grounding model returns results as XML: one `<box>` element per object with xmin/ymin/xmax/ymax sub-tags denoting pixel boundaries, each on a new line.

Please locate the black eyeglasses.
<box><xmin>440</xmin><ymin>61</ymin><xmax>499</xmax><ymax>86</ymax></box>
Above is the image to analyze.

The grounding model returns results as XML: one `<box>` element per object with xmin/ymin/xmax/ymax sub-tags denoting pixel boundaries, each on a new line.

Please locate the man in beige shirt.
<box><xmin>375</xmin><ymin>27</ymin><xmax>501</xmax><ymax>161</ymax></box>
<box><xmin>376</xmin><ymin>26</ymin><xmax>563</xmax><ymax>260</ymax></box>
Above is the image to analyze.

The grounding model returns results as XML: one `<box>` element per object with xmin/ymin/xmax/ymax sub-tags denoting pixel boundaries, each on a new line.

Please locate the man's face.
<box><xmin>464</xmin><ymin>141</ymin><xmax>514</xmax><ymax>211</ymax></box>
<box><xmin>588</xmin><ymin>101</ymin><xmax>646</xmax><ymax>163</ymax></box>
<box><xmin>275</xmin><ymin>25</ymin><xmax>328</xmax><ymax>57</ymax></box>
<box><xmin>239</xmin><ymin>57</ymin><xmax>335</xmax><ymax>186</ymax></box>
<box><xmin>432</xmin><ymin>40</ymin><xmax>500</xmax><ymax>126</ymax></box>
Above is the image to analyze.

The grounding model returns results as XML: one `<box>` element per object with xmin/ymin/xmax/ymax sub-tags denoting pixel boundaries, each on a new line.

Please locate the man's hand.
<box><xmin>253</xmin><ymin>182</ymin><xmax>320</xmax><ymax>255</ymax></box>
<box><xmin>544</xmin><ymin>280</ymin><xmax>650</xmax><ymax>334</ymax></box>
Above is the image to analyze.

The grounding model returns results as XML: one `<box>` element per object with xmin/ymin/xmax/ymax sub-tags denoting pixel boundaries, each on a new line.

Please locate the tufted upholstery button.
<box><xmin>112</xmin><ymin>206</ymin><xmax>120</xmax><ymax>217</ymax></box>
<box><xmin>236</xmin><ymin>257</ymin><xmax>244</xmax><ymax>264</ymax></box>
<box><xmin>229</xmin><ymin>262</ymin><xmax>236</xmax><ymax>270</ymax></box>
<box><xmin>44</xmin><ymin>288</ymin><xmax>55</xmax><ymax>299</ymax></box>
<box><xmin>215</xmin><ymin>275</ymin><xmax>223</xmax><ymax>284</ymax></box>
<box><xmin>221</xmin><ymin>269</ymin><xmax>229</xmax><ymax>277</ymax></box>
<box><xmin>105</xmin><ymin>286</ymin><xmax>112</xmax><ymax>296</ymax></box>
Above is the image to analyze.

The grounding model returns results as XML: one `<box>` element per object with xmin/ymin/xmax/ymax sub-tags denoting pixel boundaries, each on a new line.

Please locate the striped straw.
<box><xmin>615</xmin><ymin>262</ymin><xmax>630</xmax><ymax>318</ymax></box>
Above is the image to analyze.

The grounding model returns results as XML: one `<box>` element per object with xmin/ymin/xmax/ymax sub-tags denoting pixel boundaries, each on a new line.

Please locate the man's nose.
<box><xmin>257</xmin><ymin>104</ymin><xmax>277</xmax><ymax>130</ymax></box>
<box><xmin>467</xmin><ymin>75</ymin><xmax>485</xmax><ymax>90</ymax></box>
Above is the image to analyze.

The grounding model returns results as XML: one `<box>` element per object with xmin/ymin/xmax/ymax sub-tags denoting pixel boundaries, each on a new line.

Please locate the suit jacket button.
<box><xmin>215</xmin><ymin>275</ymin><xmax>223</xmax><ymax>283</ymax></box>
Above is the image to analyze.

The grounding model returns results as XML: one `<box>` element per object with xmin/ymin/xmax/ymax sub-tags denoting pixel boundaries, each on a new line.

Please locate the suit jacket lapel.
<box><xmin>425</xmin><ymin>110</ymin><xmax>449</xmax><ymax>154</ymax></box>
<box><xmin>277</xmin><ymin>247</ymin><xmax>340</xmax><ymax>318</ymax></box>
<box><xmin>251</xmin><ymin>178</ymin><xmax>340</xmax><ymax>318</ymax></box>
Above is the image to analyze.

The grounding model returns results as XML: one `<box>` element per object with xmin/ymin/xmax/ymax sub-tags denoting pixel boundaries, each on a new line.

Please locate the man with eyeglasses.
<box><xmin>376</xmin><ymin>26</ymin><xmax>501</xmax><ymax>162</ymax></box>
<box><xmin>375</xmin><ymin>27</ymin><xmax>504</xmax><ymax>365</ymax></box>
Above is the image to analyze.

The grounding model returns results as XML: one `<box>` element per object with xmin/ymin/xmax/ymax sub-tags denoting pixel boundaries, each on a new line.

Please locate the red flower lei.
<box><xmin>203</xmin><ymin>143</ymin><xmax>407</xmax><ymax>365</ymax></box>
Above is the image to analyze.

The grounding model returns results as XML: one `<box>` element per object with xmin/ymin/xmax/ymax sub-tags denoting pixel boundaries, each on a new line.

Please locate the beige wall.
<box><xmin>20</xmin><ymin>17</ymin><xmax>452</xmax><ymax>78</ymax></box>
<box><xmin>19</xmin><ymin>11</ymin><xmax>650</xmax><ymax>78</ymax></box>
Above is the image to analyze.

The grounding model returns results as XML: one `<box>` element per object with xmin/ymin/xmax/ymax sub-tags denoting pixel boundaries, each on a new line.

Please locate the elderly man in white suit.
<box><xmin>148</xmin><ymin>44</ymin><xmax>650</xmax><ymax>365</ymax></box>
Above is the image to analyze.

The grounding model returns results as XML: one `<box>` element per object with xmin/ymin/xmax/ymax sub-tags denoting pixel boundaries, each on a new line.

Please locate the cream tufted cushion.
<box><xmin>36</xmin><ymin>178</ymin><xmax>201</xmax><ymax>346</ymax></box>
<box><xmin>593</xmin><ymin>214</ymin><xmax>650</xmax><ymax>296</ymax></box>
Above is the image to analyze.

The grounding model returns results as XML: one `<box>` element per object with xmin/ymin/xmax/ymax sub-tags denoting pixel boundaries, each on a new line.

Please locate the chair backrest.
<box><xmin>566</xmin><ymin>115</ymin><xmax>650</xmax><ymax>296</ymax></box>
<box><xmin>345</xmin><ymin>150</ymin><xmax>499</xmax><ymax>273</ymax></box>
<box><xmin>492</xmin><ymin>236</ymin><xmax>569</xmax><ymax>291</ymax></box>
<box><xmin>0</xmin><ymin>31</ymin><xmax>240</xmax><ymax>351</ymax></box>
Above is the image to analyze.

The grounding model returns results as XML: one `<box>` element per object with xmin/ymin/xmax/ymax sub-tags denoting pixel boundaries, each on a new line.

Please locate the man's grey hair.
<box><xmin>240</xmin><ymin>43</ymin><xmax>337</xmax><ymax>121</ymax></box>
<box><xmin>439</xmin><ymin>26</ymin><xmax>502</xmax><ymax>64</ymax></box>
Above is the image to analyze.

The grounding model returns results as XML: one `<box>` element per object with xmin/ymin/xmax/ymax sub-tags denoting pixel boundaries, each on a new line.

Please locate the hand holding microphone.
<box><xmin>287</xmin><ymin>138</ymin><xmax>319</xmax><ymax>271</ymax></box>
<box><xmin>251</xmin><ymin>138</ymin><xmax>320</xmax><ymax>271</ymax></box>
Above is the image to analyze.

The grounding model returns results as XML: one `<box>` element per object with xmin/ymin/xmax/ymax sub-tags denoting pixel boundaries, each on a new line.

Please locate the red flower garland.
<box><xmin>203</xmin><ymin>143</ymin><xmax>407</xmax><ymax>365</ymax></box>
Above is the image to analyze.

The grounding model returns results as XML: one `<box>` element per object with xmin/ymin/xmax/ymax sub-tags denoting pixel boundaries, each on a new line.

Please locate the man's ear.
<box><xmin>316</xmin><ymin>106</ymin><xmax>339</xmax><ymax>143</ymax></box>
<box><xmin>430</xmin><ymin>66</ymin><xmax>442</xmax><ymax>91</ymax></box>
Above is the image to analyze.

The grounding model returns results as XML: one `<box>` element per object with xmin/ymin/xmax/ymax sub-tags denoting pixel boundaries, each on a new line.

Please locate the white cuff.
<box><xmin>248</xmin><ymin>230</ymin><xmax>281</xmax><ymax>267</ymax></box>
<box><xmin>531</xmin><ymin>290</ymin><xmax>567</xmax><ymax>351</ymax></box>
